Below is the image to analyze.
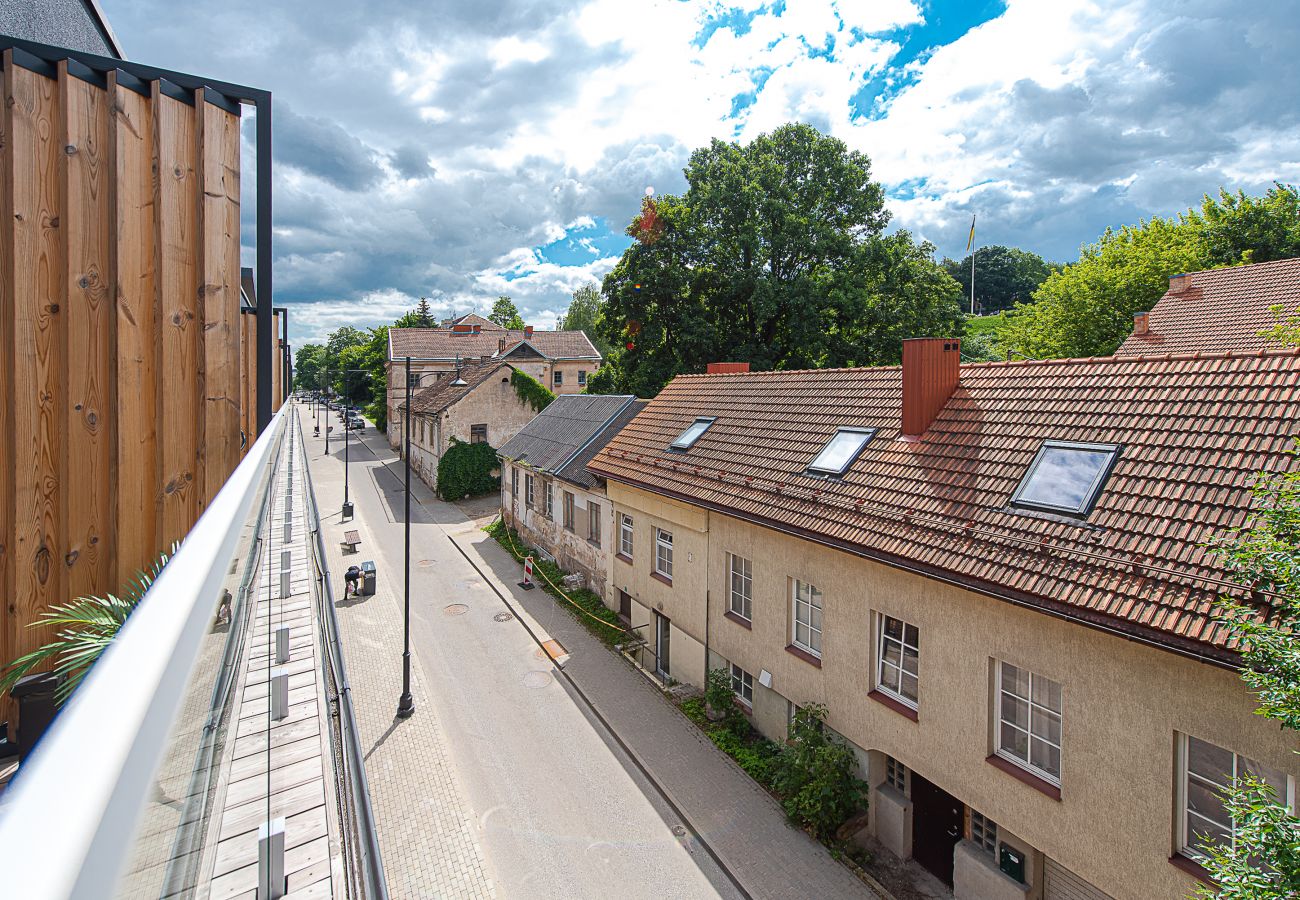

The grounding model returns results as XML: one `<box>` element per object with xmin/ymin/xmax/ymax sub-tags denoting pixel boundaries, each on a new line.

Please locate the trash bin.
<box><xmin>12</xmin><ymin>672</ymin><xmax>61</xmax><ymax>761</ymax></box>
<box><xmin>360</xmin><ymin>560</ymin><xmax>377</xmax><ymax>596</ymax></box>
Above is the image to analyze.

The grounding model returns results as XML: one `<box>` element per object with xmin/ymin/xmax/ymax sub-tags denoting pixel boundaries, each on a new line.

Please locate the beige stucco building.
<box><xmin>387</xmin><ymin>315</ymin><xmax>601</xmax><ymax>448</ymax></box>
<box><xmin>589</xmin><ymin>340</ymin><xmax>1300</xmax><ymax>900</ymax></box>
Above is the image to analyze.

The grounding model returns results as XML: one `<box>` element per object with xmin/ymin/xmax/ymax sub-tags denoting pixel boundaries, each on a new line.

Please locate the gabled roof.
<box><xmin>447</xmin><ymin>313</ymin><xmax>502</xmax><ymax>330</ymax></box>
<box><xmin>497</xmin><ymin>395</ymin><xmax>640</xmax><ymax>487</ymax></box>
<box><xmin>1117</xmin><ymin>257</ymin><xmax>1300</xmax><ymax>356</ymax></box>
<box><xmin>558</xmin><ymin>399</ymin><xmax>649</xmax><ymax>489</ymax></box>
<box><xmin>405</xmin><ymin>362</ymin><xmax>514</xmax><ymax>415</ymax></box>
<box><xmin>588</xmin><ymin>349</ymin><xmax>1300</xmax><ymax>662</ymax></box>
<box><xmin>389</xmin><ymin>327</ymin><xmax>601</xmax><ymax>362</ymax></box>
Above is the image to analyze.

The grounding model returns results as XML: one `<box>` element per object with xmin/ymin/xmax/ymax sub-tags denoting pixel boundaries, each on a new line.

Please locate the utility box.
<box><xmin>360</xmin><ymin>561</ymin><xmax>377</xmax><ymax>596</ymax></box>
<box><xmin>999</xmin><ymin>845</ymin><xmax>1026</xmax><ymax>884</ymax></box>
<box><xmin>12</xmin><ymin>672</ymin><xmax>61</xmax><ymax>761</ymax></box>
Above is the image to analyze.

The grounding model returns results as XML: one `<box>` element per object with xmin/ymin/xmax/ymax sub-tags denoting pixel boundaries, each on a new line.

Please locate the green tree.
<box><xmin>394</xmin><ymin>297</ymin><xmax>436</xmax><ymax>328</ymax></box>
<box><xmin>489</xmin><ymin>295</ymin><xmax>525</xmax><ymax>329</ymax></box>
<box><xmin>942</xmin><ymin>245</ymin><xmax>1054</xmax><ymax>315</ymax></box>
<box><xmin>771</xmin><ymin>703</ymin><xmax>868</xmax><ymax>841</ymax></box>
<box><xmin>595</xmin><ymin>123</ymin><xmax>960</xmax><ymax>396</ymax></box>
<box><xmin>1189</xmin><ymin>184</ymin><xmax>1300</xmax><ymax>267</ymax></box>
<box><xmin>560</xmin><ymin>283</ymin><xmax>611</xmax><ymax>358</ymax></box>
<box><xmin>325</xmin><ymin>325</ymin><xmax>367</xmax><ymax>358</ymax></box>
<box><xmin>293</xmin><ymin>343</ymin><xmax>325</xmax><ymax>392</ymax></box>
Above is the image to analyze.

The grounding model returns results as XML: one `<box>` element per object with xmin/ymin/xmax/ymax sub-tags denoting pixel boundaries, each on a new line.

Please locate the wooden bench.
<box><xmin>341</xmin><ymin>529</ymin><xmax>361</xmax><ymax>553</ymax></box>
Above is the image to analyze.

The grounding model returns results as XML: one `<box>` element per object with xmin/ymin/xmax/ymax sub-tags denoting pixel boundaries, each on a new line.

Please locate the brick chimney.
<box><xmin>498</xmin><ymin>337</ymin><xmax>506</xmax><ymax>354</ymax></box>
<box><xmin>452</xmin><ymin>323</ymin><xmax>471</xmax><ymax>334</ymax></box>
<box><xmin>706</xmin><ymin>362</ymin><xmax>751</xmax><ymax>374</ymax></box>
<box><xmin>524</xmin><ymin>325</ymin><xmax>534</xmax><ymax>340</ymax></box>
<box><xmin>902</xmin><ymin>338</ymin><xmax>961</xmax><ymax>438</ymax></box>
<box><xmin>1133</xmin><ymin>311</ymin><xmax>1150</xmax><ymax>335</ymax></box>
<box><xmin>472</xmin><ymin>323</ymin><xmax>482</xmax><ymax>334</ymax></box>
<box><xmin>1169</xmin><ymin>273</ymin><xmax>1191</xmax><ymax>293</ymax></box>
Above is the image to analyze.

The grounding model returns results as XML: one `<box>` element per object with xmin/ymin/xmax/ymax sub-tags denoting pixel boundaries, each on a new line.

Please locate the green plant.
<box><xmin>0</xmin><ymin>545</ymin><xmax>176</xmax><ymax>704</ymax></box>
<box><xmin>436</xmin><ymin>437</ymin><xmax>500</xmax><ymax>500</ymax></box>
<box><xmin>510</xmin><ymin>369</ymin><xmax>555</xmax><ymax>413</ymax></box>
<box><xmin>772</xmin><ymin>703</ymin><xmax>869</xmax><ymax>840</ymax></box>
<box><xmin>704</xmin><ymin>666</ymin><xmax>747</xmax><ymax>734</ymax></box>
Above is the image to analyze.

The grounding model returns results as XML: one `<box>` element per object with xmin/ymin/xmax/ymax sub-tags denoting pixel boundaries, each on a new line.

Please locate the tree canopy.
<box><xmin>999</xmin><ymin>184</ymin><xmax>1300</xmax><ymax>360</ymax></box>
<box><xmin>489</xmin><ymin>295</ymin><xmax>525</xmax><ymax>329</ymax></box>
<box><xmin>942</xmin><ymin>245</ymin><xmax>1054</xmax><ymax>315</ymax></box>
<box><xmin>394</xmin><ymin>297</ymin><xmax>436</xmax><ymax>329</ymax></box>
<box><xmin>560</xmin><ymin>284</ymin><xmax>610</xmax><ymax>359</ymax></box>
<box><xmin>594</xmin><ymin>123</ymin><xmax>962</xmax><ymax>396</ymax></box>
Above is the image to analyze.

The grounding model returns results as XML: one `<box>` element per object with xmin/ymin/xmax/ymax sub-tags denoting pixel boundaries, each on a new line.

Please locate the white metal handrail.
<box><xmin>0</xmin><ymin>410</ymin><xmax>288</xmax><ymax>899</ymax></box>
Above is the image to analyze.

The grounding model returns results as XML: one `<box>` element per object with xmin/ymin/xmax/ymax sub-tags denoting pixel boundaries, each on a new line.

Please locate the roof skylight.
<box><xmin>807</xmin><ymin>428</ymin><xmax>876</xmax><ymax>476</ymax></box>
<box><xmin>670</xmin><ymin>417</ymin><xmax>716</xmax><ymax>450</ymax></box>
<box><xmin>1010</xmin><ymin>440</ymin><xmax>1120</xmax><ymax>517</ymax></box>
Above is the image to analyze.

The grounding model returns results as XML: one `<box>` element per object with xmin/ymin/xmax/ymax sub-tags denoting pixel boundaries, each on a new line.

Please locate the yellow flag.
<box><xmin>966</xmin><ymin>214</ymin><xmax>976</xmax><ymax>253</ymax></box>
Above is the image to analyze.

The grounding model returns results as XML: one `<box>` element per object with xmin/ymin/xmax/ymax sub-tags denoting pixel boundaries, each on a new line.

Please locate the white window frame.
<box><xmin>510</xmin><ymin>467</ymin><xmax>518</xmax><ymax>509</ymax></box>
<box><xmin>524</xmin><ymin>473</ymin><xmax>535</xmax><ymax>508</ymax></box>
<box><xmin>728</xmin><ymin>553</ymin><xmax>752</xmax><ymax>622</ymax></box>
<box><xmin>654</xmin><ymin>528</ymin><xmax>673</xmax><ymax>579</ymax></box>
<box><xmin>578</xmin><ymin>370</ymin><xmax>587</xmax><ymax>385</ymax></box>
<box><xmin>791</xmin><ymin>579</ymin><xmax>822</xmax><ymax>657</ymax></box>
<box><xmin>619</xmin><ymin>513</ymin><xmax>633</xmax><ymax>558</ymax></box>
<box><xmin>807</xmin><ymin>427</ymin><xmax>876</xmax><ymax>476</ymax></box>
<box><xmin>730</xmin><ymin>663</ymin><xmax>753</xmax><ymax>706</ymax></box>
<box><xmin>544</xmin><ymin>481</ymin><xmax>553</xmax><ymax>518</ymax></box>
<box><xmin>995</xmin><ymin>661</ymin><xmax>1063</xmax><ymax>786</ymax></box>
<box><xmin>875</xmin><ymin>614</ymin><xmax>920</xmax><ymax>710</ymax></box>
<box><xmin>1175</xmin><ymin>733</ymin><xmax>1296</xmax><ymax>862</ymax></box>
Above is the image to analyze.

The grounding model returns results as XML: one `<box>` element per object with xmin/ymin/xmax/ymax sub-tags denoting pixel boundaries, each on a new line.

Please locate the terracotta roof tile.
<box><xmin>390</xmin><ymin>326</ymin><xmax>601</xmax><ymax>360</ymax></box>
<box><xmin>589</xmin><ymin>350</ymin><xmax>1300</xmax><ymax>658</ymax></box>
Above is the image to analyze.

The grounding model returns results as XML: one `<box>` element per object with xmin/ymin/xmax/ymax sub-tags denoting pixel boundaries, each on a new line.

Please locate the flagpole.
<box><xmin>967</xmin><ymin>214</ymin><xmax>977</xmax><ymax>315</ymax></box>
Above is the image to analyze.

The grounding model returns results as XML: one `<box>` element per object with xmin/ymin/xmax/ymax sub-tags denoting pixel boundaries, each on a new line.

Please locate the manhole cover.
<box><xmin>417</xmin><ymin>559</ymin><xmax>435</xmax><ymax>568</ymax></box>
<box><xmin>493</xmin><ymin>612</ymin><xmax>514</xmax><ymax>622</ymax></box>
<box><xmin>443</xmin><ymin>603</ymin><xmax>469</xmax><ymax>616</ymax></box>
<box><xmin>671</xmin><ymin>825</ymin><xmax>686</xmax><ymax>837</ymax></box>
<box><xmin>522</xmin><ymin>670</ymin><xmax>553</xmax><ymax>689</ymax></box>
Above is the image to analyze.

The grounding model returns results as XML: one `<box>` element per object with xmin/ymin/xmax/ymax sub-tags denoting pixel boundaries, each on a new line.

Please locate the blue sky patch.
<box><xmin>532</xmin><ymin>218</ymin><xmax>632</xmax><ymax>269</ymax></box>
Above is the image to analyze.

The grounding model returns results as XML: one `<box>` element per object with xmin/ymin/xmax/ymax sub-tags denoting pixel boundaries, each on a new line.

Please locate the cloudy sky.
<box><xmin>104</xmin><ymin>0</ymin><xmax>1300</xmax><ymax>346</ymax></box>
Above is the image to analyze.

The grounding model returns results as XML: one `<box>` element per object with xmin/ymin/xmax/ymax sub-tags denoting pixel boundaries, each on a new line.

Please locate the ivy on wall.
<box><xmin>436</xmin><ymin>438</ymin><xmax>500</xmax><ymax>500</ymax></box>
<box><xmin>510</xmin><ymin>369</ymin><xmax>555</xmax><ymax>413</ymax></box>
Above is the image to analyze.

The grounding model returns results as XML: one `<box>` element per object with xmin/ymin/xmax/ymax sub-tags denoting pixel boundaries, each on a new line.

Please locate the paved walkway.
<box><xmin>449</xmin><ymin>522</ymin><xmax>881</xmax><ymax>900</ymax></box>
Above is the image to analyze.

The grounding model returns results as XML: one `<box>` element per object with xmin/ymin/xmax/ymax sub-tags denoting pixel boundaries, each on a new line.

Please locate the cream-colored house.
<box><xmin>400</xmin><ymin>361</ymin><xmax>537</xmax><ymax>492</ymax></box>
<box><xmin>588</xmin><ymin>339</ymin><xmax>1300</xmax><ymax>900</ymax></box>
<box><xmin>387</xmin><ymin>316</ymin><xmax>602</xmax><ymax>447</ymax></box>
<box><xmin>497</xmin><ymin>395</ymin><xmax>646</xmax><ymax>597</ymax></box>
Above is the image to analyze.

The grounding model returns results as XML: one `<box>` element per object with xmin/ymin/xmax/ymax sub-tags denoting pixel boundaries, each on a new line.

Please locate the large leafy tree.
<box><xmin>293</xmin><ymin>343</ymin><xmax>325</xmax><ymax>392</ymax></box>
<box><xmin>942</xmin><ymin>245</ymin><xmax>1054</xmax><ymax>315</ymax></box>
<box><xmin>489</xmin><ymin>295</ymin><xmax>525</xmax><ymax>329</ymax></box>
<box><xmin>596</xmin><ymin>123</ymin><xmax>961</xmax><ymax>396</ymax></box>
<box><xmin>561</xmin><ymin>284</ymin><xmax>611</xmax><ymax>358</ymax></box>
<box><xmin>1000</xmin><ymin>184</ymin><xmax>1300</xmax><ymax>360</ymax></box>
<box><xmin>325</xmin><ymin>325</ymin><xmax>367</xmax><ymax>358</ymax></box>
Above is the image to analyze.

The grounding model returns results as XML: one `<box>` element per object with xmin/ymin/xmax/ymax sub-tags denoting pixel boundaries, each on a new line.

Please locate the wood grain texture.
<box><xmin>273</xmin><ymin>310</ymin><xmax>283</xmax><ymax>412</ymax></box>
<box><xmin>61</xmin><ymin>66</ymin><xmax>115</xmax><ymax>600</ymax></box>
<box><xmin>197</xmin><ymin>94</ymin><xmax>241</xmax><ymax>504</ymax></box>
<box><xmin>241</xmin><ymin>313</ymin><xmax>256</xmax><ymax>458</ymax></box>
<box><xmin>0</xmin><ymin>59</ymin><xmax>14</xmax><ymax>708</ymax></box>
<box><xmin>111</xmin><ymin>75</ymin><xmax>159</xmax><ymax>580</ymax></box>
<box><xmin>154</xmin><ymin>87</ymin><xmax>199</xmax><ymax>547</ymax></box>
<box><xmin>6</xmin><ymin>63</ymin><xmax>65</xmax><ymax>669</ymax></box>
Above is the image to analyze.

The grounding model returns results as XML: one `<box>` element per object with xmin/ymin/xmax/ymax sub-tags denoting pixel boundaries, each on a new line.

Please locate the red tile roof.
<box><xmin>389</xmin><ymin>327</ymin><xmax>600</xmax><ymax>361</ymax></box>
<box><xmin>1117</xmin><ymin>257</ymin><xmax>1300</xmax><ymax>356</ymax></box>
<box><xmin>588</xmin><ymin>349</ymin><xmax>1300</xmax><ymax>661</ymax></box>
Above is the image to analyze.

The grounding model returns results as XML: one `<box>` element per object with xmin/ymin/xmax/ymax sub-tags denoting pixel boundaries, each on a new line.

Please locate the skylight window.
<box><xmin>1010</xmin><ymin>440</ymin><xmax>1120</xmax><ymax>517</ymax></box>
<box><xmin>670</xmin><ymin>417</ymin><xmax>716</xmax><ymax>450</ymax></box>
<box><xmin>807</xmin><ymin>428</ymin><xmax>876</xmax><ymax>477</ymax></box>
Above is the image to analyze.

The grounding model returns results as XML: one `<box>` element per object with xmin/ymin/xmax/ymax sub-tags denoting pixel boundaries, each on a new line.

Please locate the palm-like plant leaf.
<box><xmin>0</xmin><ymin>544</ymin><xmax>178</xmax><ymax>704</ymax></box>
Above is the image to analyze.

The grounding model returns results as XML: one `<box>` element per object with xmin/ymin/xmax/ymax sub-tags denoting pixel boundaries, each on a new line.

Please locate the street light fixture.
<box><xmin>340</xmin><ymin>368</ymin><xmax>371</xmax><ymax>520</ymax></box>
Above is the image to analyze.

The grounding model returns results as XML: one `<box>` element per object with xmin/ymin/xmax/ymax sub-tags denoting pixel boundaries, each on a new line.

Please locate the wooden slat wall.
<box><xmin>272</xmin><ymin>310</ymin><xmax>283</xmax><ymax>412</ymax></box>
<box><xmin>0</xmin><ymin>57</ymin><xmax>250</xmax><ymax>722</ymax></box>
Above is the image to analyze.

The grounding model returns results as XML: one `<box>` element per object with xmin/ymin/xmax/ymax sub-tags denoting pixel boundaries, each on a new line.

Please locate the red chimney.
<box><xmin>472</xmin><ymin>323</ymin><xmax>482</xmax><ymax>334</ymax></box>
<box><xmin>1133</xmin><ymin>311</ymin><xmax>1150</xmax><ymax>335</ymax></box>
<box><xmin>902</xmin><ymin>338</ymin><xmax>960</xmax><ymax>438</ymax></box>
<box><xmin>524</xmin><ymin>325</ymin><xmax>534</xmax><ymax>339</ymax></box>
<box><xmin>452</xmin><ymin>323</ymin><xmax>471</xmax><ymax>334</ymax></box>
<box><xmin>706</xmin><ymin>362</ymin><xmax>751</xmax><ymax>374</ymax></box>
<box><xmin>1169</xmin><ymin>273</ymin><xmax>1191</xmax><ymax>293</ymax></box>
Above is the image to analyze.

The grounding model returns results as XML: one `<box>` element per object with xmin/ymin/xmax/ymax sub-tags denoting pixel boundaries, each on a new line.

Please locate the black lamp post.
<box><xmin>340</xmin><ymin>368</ymin><xmax>370</xmax><ymax>520</ymax></box>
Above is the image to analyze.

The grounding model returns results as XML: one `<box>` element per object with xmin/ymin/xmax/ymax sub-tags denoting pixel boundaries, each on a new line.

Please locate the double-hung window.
<box><xmin>619</xmin><ymin>514</ymin><xmax>634</xmax><ymax>559</ymax></box>
<box><xmin>578</xmin><ymin>370</ymin><xmax>587</xmax><ymax>386</ymax></box>
<box><xmin>876</xmin><ymin>615</ymin><xmax>919</xmax><ymax>709</ymax></box>
<box><xmin>730</xmin><ymin>664</ymin><xmax>753</xmax><ymax>705</ymax></box>
<box><xmin>655</xmin><ymin>528</ymin><xmax>673</xmax><ymax>579</ymax></box>
<box><xmin>524</xmin><ymin>473</ymin><xmax>535</xmax><ymax>508</ymax></box>
<box><xmin>1177</xmin><ymin>734</ymin><xmax>1293</xmax><ymax>862</ymax></box>
<box><xmin>544</xmin><ymin>482</ymin><xmax>553</xmax><ymax>518</ymax></box>
<box><xmin>791</xmin><ymin>580</ymin><xmax>822</xmax><ymax>656</ymax></box>
<box><xmin>996</xmin><ymin>662</ymin><xmax>1063</xmax><ymax>785</ymax></box>
<box><xmin>553</xmin><ymin>370</ymin><xmax>563</xmax><ymax>386</ymax></box>
<box><xmin>563</xmin><ymin>491</ymin><xmax>575</xmax><ymax>530</ymax></box>
<box><xmin>588</xmin><ymin>501</ymin><xmax>601</xmax><ymax>546</ymax></box>
<box><xmin>510</xmin><ymin>467</ymin><xmax>519</xmax><ymax>508</ymax></box>
<box><xmin>728</xmin><ymin>554</ymin><xmax>752</xmax><ymax>621</ymax></box>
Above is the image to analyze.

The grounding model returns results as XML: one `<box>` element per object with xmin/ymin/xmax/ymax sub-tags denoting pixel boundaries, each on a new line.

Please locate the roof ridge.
<box><xmin>1169</xmin><ymin>255</ymin><xmax>1300</xmax><ymax>280</ymax></box>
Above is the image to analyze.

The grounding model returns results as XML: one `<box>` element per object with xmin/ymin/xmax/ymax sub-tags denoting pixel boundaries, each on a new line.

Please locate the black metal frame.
<box><xmin>0</xmin><ymin>34</ymin><xmax>275</xmax><ymax>433</ymax></box>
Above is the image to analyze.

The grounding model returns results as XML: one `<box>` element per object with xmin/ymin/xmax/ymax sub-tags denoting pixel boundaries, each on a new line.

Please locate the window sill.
<box><xmin>650</xmin><ymin>571</ymin><xmax>673</xmax><ymax>587</ymax></box>
<box><xmin>724</xmin><ymin>610</ymin><xmax>752</xmax><ymax>630</ymax></box>
<box><xmin>868</xmin><ymin>689</ymin><xmax>918</xmax><ymax>722</ymax></box>
<box><xmin>985</xmin><ymin>754</ymin><xmax>1061</xmax><ymax>801</ymax></box>
<box><xmin>785</xmin><ymin>644</ymin><xmax>822</xmax><ymax>668</ymax></box>
<box><xmin>587</xmin><ymin>539</ymin><xmax>601</xmax><ymax>549</ymax></box>
<box><xmin>615</xmin><ymin>553</ymin><xmax>633</xmax><ymax>566</ymax></box>
<box><xmin>1169</xmin><ymin>853</ymin><xmax>1216</xmax><ymax>887</ymax></box>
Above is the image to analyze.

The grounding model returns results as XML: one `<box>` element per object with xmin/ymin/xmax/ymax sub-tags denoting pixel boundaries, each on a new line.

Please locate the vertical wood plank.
<box><xmin>0</xmin><ymin>58</ymin><xmax>15</xmax><ymax>708</ymax></box>
<box><xmin>61</xmin><ymin>66</ymin><xmax>115</xmax><ymax>600</ymax></box>
<box><xmin>272</xmin><ymin>310</ymin><xmax>283</xmax><ymax>412</ymax></box>
<box><xmin>6</xmin><ymin>63</ymin><xmax>65</xmax><ymax>673</ymax></box>
<box><xmin>154</xmin><ymin>86</ymin><xmax>199</xmax><ymax>548</ymax></box>
<box><xmin>112</xmin><ymin>75</ymin><xmax>159</xmax><ymax>582</ymax></box>
<box><xmin>243</xmin><ymin>313</ymin><xmax>257</xmax><ymax>455</ymax></box>
<box><xmin>198</xmin><ymin>94</ymin><xmax>241</xmax><ymax>503</ymax></box>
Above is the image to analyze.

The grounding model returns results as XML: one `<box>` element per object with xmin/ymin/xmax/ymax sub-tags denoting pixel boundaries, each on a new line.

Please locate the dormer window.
<box><xmin>1010</xmin><ymin>440</ymin><xmax>1120</xmax><ymax>517</ymax></box>
<box><xmin>807</xmin><ymin>427</ymin><xmax>876</xmax><ymax>477</ymax></box>
<box><xmin>671</xmin><ymin>417</ymin><xmax>716</xmax><ymax>451</ymax></box>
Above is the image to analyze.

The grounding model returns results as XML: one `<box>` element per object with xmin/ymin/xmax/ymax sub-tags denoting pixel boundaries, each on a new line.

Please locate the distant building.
<box><xmin>386</xmin><ymin>320</ymin><xmax>601</xmax><ymax>448</ymax></box>
<box><xmin>589</xmin><ymin>339</ymin><xmax>1300</xmax><ymax>900</ymax></box>
<box><xmin>498</xmin><ymin>395</ymin><xmax>646</xmax><ymax>597</ymax></box>
<box><xmin>1118</xmin><ymin>256</ymin><xmax>1300</xmax><ymax>356</ymax></box>
<box><xmin>0</xmin><ymin>0</ymin><xmax>123</xmax><ymax>58</ymax></box>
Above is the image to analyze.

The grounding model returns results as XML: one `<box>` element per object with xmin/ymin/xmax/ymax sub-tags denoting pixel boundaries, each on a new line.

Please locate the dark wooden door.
<box><xmin>910</xmin><ymin>772</ymin><xmax>963</xmax><ymax>886</ymax></box>
<box><xmin>618</xmin><ymin>590</ymin><xmax>631</xmax><ymax>622</ymax></box>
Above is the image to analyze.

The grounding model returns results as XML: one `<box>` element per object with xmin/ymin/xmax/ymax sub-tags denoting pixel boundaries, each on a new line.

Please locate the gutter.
<box><xmin>597</xmin><ymin>473</ymin><xmax>1242</xmax><ymax>672</ymax></box>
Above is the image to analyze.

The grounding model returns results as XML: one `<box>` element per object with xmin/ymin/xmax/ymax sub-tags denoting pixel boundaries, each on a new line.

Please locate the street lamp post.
<box><xmin>340</xmin><ymin>368</ymin><xmax>370</xmax><ymax>520</ymax></box>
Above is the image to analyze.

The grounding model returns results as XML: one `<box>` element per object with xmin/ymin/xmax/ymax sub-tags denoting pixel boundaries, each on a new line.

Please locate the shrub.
<box><xmin>510</xmin><ymin>369</ymin><xmax>555</xmax><ymax>412</ymax></box>
<box><xmin>436</xmin><ymin>438</ymin><xmax>500</xmax><ymax>500</ymax></box>
<box><xmin>772</xmin><ymin>703</ymin><xmax>869</xmax><ymax>840</ymax></box>
<box><xmin>704</xmin><ymin>666</ymin><xmax>748</xmax><ymax>733</ymax></box>
<box><xmin>733</xmin><ymin>740</ymin><xmax>781</xmax><ymax>785</ymax></box>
